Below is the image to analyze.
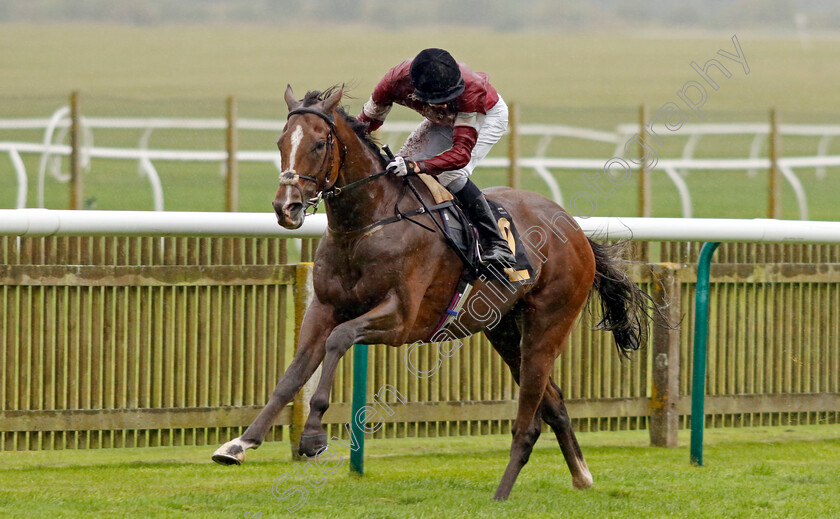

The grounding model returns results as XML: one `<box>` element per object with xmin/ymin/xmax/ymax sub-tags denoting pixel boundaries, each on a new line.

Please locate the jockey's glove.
<box><xmin>386</xmin><ymin>156</ymin><xmax>424</xmax><ymax>177</ymax></box>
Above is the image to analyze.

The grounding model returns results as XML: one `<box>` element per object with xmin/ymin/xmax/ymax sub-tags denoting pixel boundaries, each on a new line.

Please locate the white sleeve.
<box><xmin>363</xmin><ymin>96</ymin><xmax>392</xmax><ymax>121</ymax></box>
<box><xmin>453</xmin><ymin>111</ymin><xmax>485</xmax><ymax>132</ymax></box>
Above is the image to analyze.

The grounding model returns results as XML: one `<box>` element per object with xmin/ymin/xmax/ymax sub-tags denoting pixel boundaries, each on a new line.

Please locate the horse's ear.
<box><xmin>284</xmin><ymin>84</ymin><xmax>300</xmax><ymax>111</ymax></box>
<box><xmin>322</xmin><ymin>85</ymin><xmax>344</xmax><ymax>114</ymax></box>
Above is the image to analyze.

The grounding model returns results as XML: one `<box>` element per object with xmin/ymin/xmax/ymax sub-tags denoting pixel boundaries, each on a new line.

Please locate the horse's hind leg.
<box><xmin>541</xmin><ymin>379</ymin><xmax>593</xmax><ymax>489</ymax></box>
<box><xmin>485</xmin><ymin>311</ymin><xmax>592</xmax><ymax>491</ymax></box>
<box><xmin>487</xmin><ymin>281</ymin><xmax>590</xmax><ymax>498</ymax></box>
<box><xmin>484</xmin><ymin>311</ymin><xmax>546</xmax><ymax>489</ymax></box>
<box><xmin>482</xmin><ymin>309</ymin><xmax>549</xmax><ymax>499</ymax></box>
<box><xmin>493</xmin><ymin>334</ymin><xmax>553</xmax><ymax>500</ymax></box>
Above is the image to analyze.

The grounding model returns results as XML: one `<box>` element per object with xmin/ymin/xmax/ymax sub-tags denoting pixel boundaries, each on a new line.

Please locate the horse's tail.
<box><xmin>587</xmin><ymin>238</ymin><xmax>654</xmax><ymax>358</ymax></box>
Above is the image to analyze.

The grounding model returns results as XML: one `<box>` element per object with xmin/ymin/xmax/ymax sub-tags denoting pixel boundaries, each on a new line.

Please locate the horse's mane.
<box><xmin>303</xmin><ymin>87</ymin><xmax>387</xmax><ymax>167</ymax></box>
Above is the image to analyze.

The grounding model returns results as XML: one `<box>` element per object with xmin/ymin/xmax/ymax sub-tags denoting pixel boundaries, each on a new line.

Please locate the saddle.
<box><xmin>408</xmin><ymin>174</ymin><xmax>535</xmax><ymax>283</ymax></box>
<box><xmin>406</xmin><ymin>174</ymin><xmax>537</xmax><ymax>340</ymax></box>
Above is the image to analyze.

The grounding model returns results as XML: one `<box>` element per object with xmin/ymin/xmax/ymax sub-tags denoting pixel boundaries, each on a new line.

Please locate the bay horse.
<box><xmin>212</xmin><ymin>85</ymin><xmax>651</xmax><ymax>500</ymax></box>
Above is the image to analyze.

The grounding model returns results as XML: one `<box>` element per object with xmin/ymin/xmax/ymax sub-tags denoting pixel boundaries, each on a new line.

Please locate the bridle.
<box><xmin>278</xmin><ymin>107</ymin><xmax>346</xmax><ymax>215</ymax></box>
<box><xmin>278</xmin><ymin>104</ymin><xmax>391</xmax><ymax>217</ymax></box>
<box><xmin>280</xmin><ymin>107</ymin><xmax>388</xmax><ymax>216</ymax></box>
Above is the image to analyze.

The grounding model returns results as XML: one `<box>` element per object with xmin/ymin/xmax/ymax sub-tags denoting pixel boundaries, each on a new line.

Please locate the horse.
<box><xmin>212</xmin><ymin>85</ymin><xmax>652</xmax><ymax>500</ymax></box>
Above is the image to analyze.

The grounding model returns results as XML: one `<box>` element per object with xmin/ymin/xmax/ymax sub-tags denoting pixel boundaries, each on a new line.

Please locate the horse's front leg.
<box><xmin>298</xmin><ymin>292</ymin><xmax>405</xmax><ymax>456</ymax></box>
<box><xmin>212</xmin><ymin>300</ymin><xmax>336</xmax><ymax>465</ymax></box>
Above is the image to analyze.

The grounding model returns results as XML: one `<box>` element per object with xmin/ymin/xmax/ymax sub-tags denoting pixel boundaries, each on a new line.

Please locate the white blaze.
<box><xmin>288</xmin><ymin>124</ymin><xmax>303</xmax><ymax>174</ymax></box>
<box><xmin>280</xmin><ymin>124</ymin><xmax>305</xmax><ymax>211</ymax></box>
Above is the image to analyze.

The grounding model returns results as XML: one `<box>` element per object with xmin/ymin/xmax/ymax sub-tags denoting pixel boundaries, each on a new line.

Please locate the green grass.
<box><xmin>1</xmin><ymin>25</ymin><xmax>840</xmax><ymax>218</ymax></box>
<box><xmin>0</xmin><ymin>426</ymin><xmax>838</xmax><ymax>518</ymax></box>
<box><xmin>2</xmin><ymin>25</ymin><xmax>840</xmax><ymax>112</ymax></box>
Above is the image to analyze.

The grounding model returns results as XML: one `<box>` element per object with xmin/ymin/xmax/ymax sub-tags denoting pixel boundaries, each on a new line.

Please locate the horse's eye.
<box><xmin>313</xmin><ymin>141</ymin><xmax>326</xmax><ymax>152</ymax></box>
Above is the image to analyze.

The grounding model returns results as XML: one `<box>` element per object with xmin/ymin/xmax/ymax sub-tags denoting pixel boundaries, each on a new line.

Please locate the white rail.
<box><xmin>0</xmin><ymin>208</ymin><xmax>327</xmax><ymax>238</ymax></box>
<box><xmin>580</xmin><ymin>216</ymin><xmax>840</xmax><ymax>244</ymax></box>
<box><xmin>616</xmin><ymin>122</ymin><xmax>840</xmax><ymax>180</ymax></box>
<box><xmin>3</xmin><ymin>209</ymin><xmax>840</xmax><ymax>245</ymax></box>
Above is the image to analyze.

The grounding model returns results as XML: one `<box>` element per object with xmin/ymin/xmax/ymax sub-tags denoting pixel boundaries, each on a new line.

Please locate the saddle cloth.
<box><xmin>417</xmin><ymin>177</ymin><xmax>537</xmax><ymax>340</ymax></box>
<box><xmin>485</xmin><ymin>199</ymin><xmax>536</xmax><ymax>285</ymax></box>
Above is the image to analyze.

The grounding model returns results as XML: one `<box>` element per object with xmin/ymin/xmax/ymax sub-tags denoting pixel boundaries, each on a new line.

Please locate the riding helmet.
<box><xmin>409</xmin><ymin>48</ymin><xmax>465</xmax><ymax>104</ymax></box>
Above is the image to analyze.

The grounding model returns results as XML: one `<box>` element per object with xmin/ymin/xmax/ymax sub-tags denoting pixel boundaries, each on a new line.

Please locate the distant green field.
<box><xmin>2</xmin><ymin>25</ymin><xmax>840</xmax><ymax>111</ymax></box>
<box><xmin>1</xmin><ymin>25</ymin><xmax>839</xmax><ymax>219</ymax></box>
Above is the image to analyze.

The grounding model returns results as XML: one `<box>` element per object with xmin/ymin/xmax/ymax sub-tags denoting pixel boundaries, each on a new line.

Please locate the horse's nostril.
<box><xmin>286</xmin><ymin>202</ymin><xmax>303</xmax><ymax>215</ymax></box>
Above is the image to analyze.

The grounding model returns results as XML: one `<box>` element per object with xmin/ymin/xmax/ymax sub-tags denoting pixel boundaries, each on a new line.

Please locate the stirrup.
<box><xmin>480</xmin><ymin>246</ymin><xmax>516</xmax><ymax>267</ymax></box>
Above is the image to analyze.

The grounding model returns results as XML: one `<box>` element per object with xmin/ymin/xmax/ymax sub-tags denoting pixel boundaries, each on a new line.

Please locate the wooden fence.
<box><xmin>1</xmin><ymin>236</ymin><xmax>838</xmax><ymax>451</ymax></box>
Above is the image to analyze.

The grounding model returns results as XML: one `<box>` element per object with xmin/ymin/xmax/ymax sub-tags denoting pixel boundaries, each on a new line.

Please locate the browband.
<box><xmin>287</xmin><ymin>107</ymin><xmax>335</xmax><ymax>127</ymax></box>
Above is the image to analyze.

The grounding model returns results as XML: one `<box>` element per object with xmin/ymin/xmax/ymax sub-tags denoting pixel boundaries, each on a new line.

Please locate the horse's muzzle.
<box><xmin>273</xmin><ymin>199</ymin><xmax>304</xmax><ymax>229</ymax></box>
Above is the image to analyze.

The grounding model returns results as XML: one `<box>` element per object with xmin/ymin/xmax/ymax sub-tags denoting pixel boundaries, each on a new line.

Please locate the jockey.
<box><xmin>358</xmin><ymin>48</ymin><xmax>516</xmax><ymax>267</ymax></box>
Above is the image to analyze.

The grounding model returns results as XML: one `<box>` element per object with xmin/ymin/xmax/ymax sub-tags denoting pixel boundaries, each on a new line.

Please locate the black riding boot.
<box><xmin>452</xmin><ymin>180</ymin><xmax>516</xmax><ymax>267</ymax></box>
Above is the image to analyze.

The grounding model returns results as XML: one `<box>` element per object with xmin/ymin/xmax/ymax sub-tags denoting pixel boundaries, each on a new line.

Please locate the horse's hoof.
<box><xmin>212</xmin><ymin>438</ymin><xmax>248</xmax><ymax>466</ymax></box>
<box><xmin>212</xmin><ymin>452</ymin><xmax>242</xmax><ymax>466</ymax></box>
<box><xmin>298</xmin><ymin>433</ymin><xmax>329</xmax><ymax>457</ymax></box>
<box><xmin>572</xmin><ymin>460</ymin><xmax>594</xmax><ymax>489</ymax></box>
<box><xmin>572</xmin><ymin>474</ymin><xmax>594</xmax><ymax>489</ymax></box>
<box><xmin>492</xmin><ymin>489</ymin><xmax>510</xmax><ymax>501</ymax></box>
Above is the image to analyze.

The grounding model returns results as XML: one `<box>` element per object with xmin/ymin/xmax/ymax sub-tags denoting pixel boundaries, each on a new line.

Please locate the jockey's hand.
<box><xmin>386</xmin><ymin>156</ymin><xmax>422</xmax><ymax>177</ymax></box>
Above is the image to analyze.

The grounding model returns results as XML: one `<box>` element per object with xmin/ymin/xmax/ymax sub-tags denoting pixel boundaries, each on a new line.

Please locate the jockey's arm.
<box><xmin>358</xmin><ymin>96</ymin><xmax>391</xmax><ymax>132</ymax></box>
<box><xmin>422</xmin><ymin>119</ymin><xmax>479</xmax><ymax>175</ymax></box>
<box><xmin>358</xmin><ymin>63</ymin><xmax>405</xmax><ymax>132</ymax></box>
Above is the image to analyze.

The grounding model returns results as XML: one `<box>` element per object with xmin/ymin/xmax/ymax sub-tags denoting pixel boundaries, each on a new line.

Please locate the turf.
<box><xmin>0</xmin><ymin>425</ymin><xmax>837</xmax><ymax>518</ymax></box>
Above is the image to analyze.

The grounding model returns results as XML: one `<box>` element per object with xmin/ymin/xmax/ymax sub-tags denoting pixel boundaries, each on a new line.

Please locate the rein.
<box><xmin>325</xmin><ymin>169</ymin><xmax>389</xmax><ymax>199</ymax></box>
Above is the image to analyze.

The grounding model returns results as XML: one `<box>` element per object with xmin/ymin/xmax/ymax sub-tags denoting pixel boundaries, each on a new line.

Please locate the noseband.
<box><xmin>279</xmin><ymin>107</ymin><xmax>346</xmax><ymax>215</ymax></box>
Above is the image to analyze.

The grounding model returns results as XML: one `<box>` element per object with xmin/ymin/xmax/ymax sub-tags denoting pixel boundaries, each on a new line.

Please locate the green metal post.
<box><xmin>350</xmin><ymin>343</ymin><xmax>369</xmax><ymax>475</ymax></box>
<box><xmin>690</xmin><ymin>242</ymin><xmax>720</xmax><ymax>466</ymax></box>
